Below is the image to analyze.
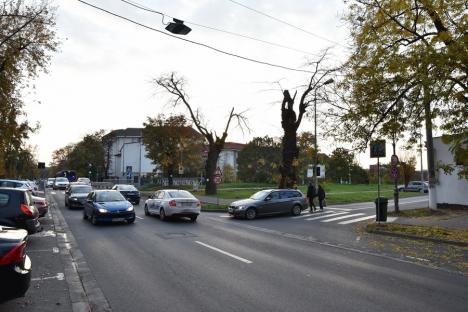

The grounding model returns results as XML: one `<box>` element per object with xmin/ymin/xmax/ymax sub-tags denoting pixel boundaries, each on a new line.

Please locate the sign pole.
<box><xmin>377</xmin><ymin>156</ymin><xmax>380</xmax><ymax>223</ymax></box>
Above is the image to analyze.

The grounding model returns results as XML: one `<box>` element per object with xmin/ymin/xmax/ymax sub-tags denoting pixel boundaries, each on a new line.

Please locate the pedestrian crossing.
<box><xmin>299</xmin><ymin>209</ymin><xmax>376</xmax><ymax>225</ymax></box>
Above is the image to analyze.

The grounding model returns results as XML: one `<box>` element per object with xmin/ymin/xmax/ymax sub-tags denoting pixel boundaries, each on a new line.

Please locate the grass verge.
<box><xmin>201</xmin><ymin>203</ymin><xmax>228</xmax><ymax>211</ymax></box>
<box><xmin>388</xmin><ymin>207</ymin><xmax>436</xmax><ymax>218</ymax></box>
<box><xmin>366</xmin><ymin>223</ymin><xmax>468</xmax><ymax>245</ymax></box>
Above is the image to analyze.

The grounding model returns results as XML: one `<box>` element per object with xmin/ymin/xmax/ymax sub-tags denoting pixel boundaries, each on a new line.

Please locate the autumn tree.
<box><xmin>398</xmin><ymin>153</ymin><xmax>417</xmax><ymax>187</ymax></box>
<box><xmin>237</xmin><ymin>136</ymin><xmax>281</xmax><ymax>183</ymax></box>
<box><xmin>0</xmin><ymin>0</ymin><xmax>59</xmax><ymax>176</ymax></box>
<box><xmin>153</xmin><ymin>73</ymin><xmax>248</xmax><ymax>195</ymax></box>
<box><xmin>142</xmin><ymin>114</ymin><xmax>204</xmax><ymax>186</ymax></box>
<box><xmin>296</xmin><ymin>132</ymin><xmax>316</xmax><ymax>185</ymax></box>
<box><xmin>67</xmin><ymin>131</ymin><xmax>106</xmax><ymax>180</ymax></box>
<box><xmin>278</xmin><ymin>52</ymin><xmax>336</xmax><ymax>188</ymax></box>
<box><xmin>331</xmin><ymin>0</ymin><xmax>467</xmax><ymax>208</ymax></box>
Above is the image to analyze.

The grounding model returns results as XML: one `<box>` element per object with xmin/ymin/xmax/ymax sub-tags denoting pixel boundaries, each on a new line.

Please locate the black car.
<box><xmin>111</xmin><ymin>184</ymin><xmax>140</xmax><ymax>204</ymax></box>
<box><xmin>65</xmin><ymin>184</ymin><xmax>93</xmax><ymax>209</ymax></box>
<box><xmin>0</xmin><ymin>226</ymin><xmax>31</xmax><ymax>302</ymax></box>
<box><xmin>0</xmin><ymin>188</ymin><xmax>41</xmax><ymax>234</ymax></box>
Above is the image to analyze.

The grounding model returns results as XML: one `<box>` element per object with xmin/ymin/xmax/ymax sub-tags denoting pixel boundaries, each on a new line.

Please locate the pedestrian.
<box><xmin>306</xmin><ymin>181</ymin><xmax>316</xmax><ymax>212</ymax></box>
<box><xmin>318</xmin><ymin>185</ymin><xmax>326</xmax><ymax>211</ymax></box>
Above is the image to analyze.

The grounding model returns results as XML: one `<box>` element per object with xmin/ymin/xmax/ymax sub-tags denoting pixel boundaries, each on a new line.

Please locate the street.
<box><xmin>38</xmin><ymin>190</ymin><xmax>468</xmax><ymax>312</ymax></box>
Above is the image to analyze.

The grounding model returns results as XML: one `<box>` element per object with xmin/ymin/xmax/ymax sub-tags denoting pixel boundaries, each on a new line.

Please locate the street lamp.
<box><xmin>314</xmin><ymin>78</ymin><xmax>334</xmax><ymax>189</ymax></box>
<box><xmin>165</xmin><ymin>18</ymin><xmax>192</xmax><ymax>35</ymax></box>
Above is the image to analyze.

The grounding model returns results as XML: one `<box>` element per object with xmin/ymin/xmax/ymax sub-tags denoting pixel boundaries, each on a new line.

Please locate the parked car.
<box><xmin>228</xmin><ymin>189</ymin><xmax>308</xmax><ymax>220</ymax></box>
<box><xmin>65</xmin><ymin>184</ymin><xmax>93</xmax><ymax>209</ymax></box>
<box><xmin>0</xmin><ymin>188</ymin><xmax>41</xmax><ymax>234</ymax></box>
<box><xmin>0</xmin><ymin>188</ymin><xmax>42</xmax><ymax>234</ymax></box>
<box><xmin>0</xmin><ymin>226</ymin><xmax>31</xmax><ymax>303</ymax></box>
<box><xmin>83</xmin><ymin>190</ymin><xmax>135</xmax><ymax>225</ymax></box>
<box><xmin>398</xmin><ymin>181</ymin><xmax>428</xmax><ymax>193</ymax></box>
<box><xmin>46</xmin><ymin>178</ymin><xmax>56</xmax><ymax>188</ymax></box>
<box><xmin>77</xmin><ymin>177</ymin><xmax>91</xmax><ymax>185</ymax></box>
<box><xmin>31</xmin><ymin>196</ymin><xmax>49</xmax><ymax>217</ymax></box>
<box><xmin>144</xmin><ymin>189</ymin><xmax>200</xmax><ymax>222</ymax></box>
<box><xmin>0</xmin><ymin>179</ymin><xmax>37</xmax><ymax>195</ymax></box>
<box><xmin>111</xmin><ymin>184</ymin><xmax>140</xmax><ymax>204</ymax></box>
<box><xmin>53</xmin><ymin>177</ymin><xmax>69</xmax><ymax>190</ymax></box>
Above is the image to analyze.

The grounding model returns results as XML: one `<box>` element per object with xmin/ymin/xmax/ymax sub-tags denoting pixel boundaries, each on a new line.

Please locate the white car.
<box><xmin>144</xmin><ymin>189</ymin><xmax>200</xmax><ymax>222</ymax></box>
<box><xmin>47</xmin><ymin>178</ymin><xmax>56</xmax><ymax>188</ymax></box>
<box><xmin>53</xmin><ymin>177</ymin><xmax>69</xmax><ymax>190</ymax></box>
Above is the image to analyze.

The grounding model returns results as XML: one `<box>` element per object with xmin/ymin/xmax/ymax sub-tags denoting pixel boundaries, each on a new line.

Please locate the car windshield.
<box><xmin>71</xmin><ymin>186</ymin><xmax>92</xmax><ymax>194</ymax></box>
<box><xmin>250</xmin><ymin>190</ymin><xmax>270</xmax><ymax>200</ymax></box>
<box><xmin>118</xmin><ymin>185</ymin><xmax>137</xmax><ymax>191</ymax></box>
<box><xmin>56</xmin><ymin>177</ymin><xmax>68</xmax><ymax>182</ymax></box>
<box><xmin>168</xmin><ymin>191</ymin><xmax>194</xmax><ymax>199</ymax></box>
<box><xmin>96</xmin><ymin>191</ymin><xmax>125</xmax><ymax>202</ymax></box>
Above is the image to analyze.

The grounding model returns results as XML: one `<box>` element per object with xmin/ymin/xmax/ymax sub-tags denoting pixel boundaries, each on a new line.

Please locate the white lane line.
<box><xmin>32</xmin><ymin>273</ymin><xmax>65</xmax><ymax>282</ymax></box>
<box><xmin>321</xmin><ymin>213</ymin><xmax>365</xmax><ymax>223</ymax></box>
<box><xmin>135</xmin><ymin>216</ymin><xmax>144</xmax><ymax>220</ymax></box>
<box><xmin>219</xmin><ymin>215</ymin><xmax>231</xmax><ymax>218</ymax></box>
<box><xmin>292</xmin><ymin>211</ymin><xmax>334</xmax><ymax>219</ymax></box>
<box><xmin>339</xmin><ymin>215</ymin><xmax>376</xmax><ymax>225</ymax></box>
<box><xmin>194</xmin><ymin>241</ymin><xmax>253</xmax><ymax>264</ymax></box>
<box><xmin>305</xmin><ymin>212</ymin><xmax>348</xmax><ymax>221</ymax></box>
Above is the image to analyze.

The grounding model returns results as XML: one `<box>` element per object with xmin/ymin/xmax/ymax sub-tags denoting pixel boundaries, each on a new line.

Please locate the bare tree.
<box><xmin>278</xmin><ymin>52</ymin><xmax>337</xmax><ymax>188</ymax></box>
<box><xmin>153</xmin><ymin>72</ymin><xmax>248</xmax><ymax>195</ymax></box>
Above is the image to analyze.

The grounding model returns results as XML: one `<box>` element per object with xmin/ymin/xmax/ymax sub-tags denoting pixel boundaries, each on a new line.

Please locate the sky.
<box><xmin>24</xmin><ymin>0</ymin><xmax>427</xmax><ymax>170</ymax></box>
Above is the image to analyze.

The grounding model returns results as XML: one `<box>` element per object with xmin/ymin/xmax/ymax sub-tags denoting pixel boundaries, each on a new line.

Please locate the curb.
<box><xmin>47</xmin><ymin>192</ymin><xmax>112</xmax><ymax>312</ymax></box>
<box><xmin>367</xmin><ymin>228</ymin><xmax>468</xmax><ymax>247</ymax></box>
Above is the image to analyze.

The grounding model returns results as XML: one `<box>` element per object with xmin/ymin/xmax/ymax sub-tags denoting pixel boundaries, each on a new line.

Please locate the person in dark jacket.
<box><xmin>306</xmin><ymin>182</ymin><xmax>316</xmax><ymax>212</ymax></box>
<box><xmin>318</xmin><ymin>185</ymin><xmax>326</xmax><ymax>211</ymax></box>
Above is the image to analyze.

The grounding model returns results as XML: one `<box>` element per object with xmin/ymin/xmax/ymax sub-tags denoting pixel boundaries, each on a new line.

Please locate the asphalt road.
<box><xmin>49</xmin><ymin>191</ymin><xmax>467</xmax><ymax>312</ymax></box>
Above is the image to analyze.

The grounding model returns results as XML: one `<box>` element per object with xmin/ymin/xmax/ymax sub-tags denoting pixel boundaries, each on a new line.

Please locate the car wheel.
<box><xmin>91</xmin><ymin>214</ymin><xmax>98</xmax><ymax>225</ymax></box>
<box><xmin>160</xmin><ymin>208</ymin><xmax>166</xmax><ymax>221</ymax></box>
<box><xmin>291</xmin><ymin>204</ymin><xmax>302</xmax><ymax>216</ymax></box>
<box><xmin>144</xmin><ymin>205</ymin><xmax>150</xmax><ymax>216</ymax></box>
<box><xmin>245</xmin><ymin>208</ymin><xmax>256</xmax><ymax>220</ymax></box>
<box><xmin>190</xmin><ymin>215</ymin><xmax>198</xmax><ymax>222</ymax></box>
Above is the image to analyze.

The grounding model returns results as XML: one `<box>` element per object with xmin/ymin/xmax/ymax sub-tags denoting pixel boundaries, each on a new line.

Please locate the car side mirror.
<box><xmin>265</xmin><ymin>196</ymin><xmax>271</xmax><ymax>201</ymax></box>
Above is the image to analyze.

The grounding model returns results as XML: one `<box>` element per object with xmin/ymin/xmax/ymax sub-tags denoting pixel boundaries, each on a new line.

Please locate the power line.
<box><xmin>225</xmin><ymin>0</ymin><xmax>346</xmax><ymax>48</ymax></box>
<box><xmin>77</xmin><ymin>0</ymin><xmax>314</xmax><ymax>74</ymax></box>
<box><xmin>120</xmin><ymin>0</ymin><xmax>319</xmax><ymax>56</ymax></box>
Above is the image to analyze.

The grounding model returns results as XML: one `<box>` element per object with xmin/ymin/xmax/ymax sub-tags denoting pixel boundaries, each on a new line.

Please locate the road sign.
<box><xmin>370</xmin><ymin>140</ymin><xmax>386</xmax><ymax>158</ymax></box>
<box><xmin>390</xmin><ymin>154</ymin><xmax>399</xmax><ymax>166</ymax></box>
<box><xmin>390</xmin><ymin>166</ymin><xmax>399</xmax><ymax>179</ymax></box>
<box><xmin>214</xmin><ymin>176</ymin><xmax>222</xmax><ymax>184</ymax></box>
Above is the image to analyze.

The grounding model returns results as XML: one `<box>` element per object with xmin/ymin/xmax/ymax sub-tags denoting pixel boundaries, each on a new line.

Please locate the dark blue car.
<box><xmin>83</xmin><ymin>190</ymin><xmax>135</xmax><ymax>225</ymax></box>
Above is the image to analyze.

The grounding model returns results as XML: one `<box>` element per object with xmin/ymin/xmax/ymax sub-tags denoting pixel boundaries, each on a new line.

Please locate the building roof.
<box><xmin>223</xmin><ymin>142</ymin><xmax>246</xmax><ymax>151</ymax></box>
<box><xmin>103</xmin><ymin>128</ymin><xmax>142</xmax><ymax>139</ymax></box>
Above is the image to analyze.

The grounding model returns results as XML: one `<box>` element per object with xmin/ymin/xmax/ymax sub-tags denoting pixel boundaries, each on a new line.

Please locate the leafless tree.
<box><xmin>153</xmin><ymin>72</ymin><xmax>248</xmax><ymax>195</ymax></box>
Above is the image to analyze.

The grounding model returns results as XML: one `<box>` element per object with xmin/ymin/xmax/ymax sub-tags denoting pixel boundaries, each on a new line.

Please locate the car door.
<box><xmin>258</xmin><ymin>191</ymin><xmax>281</xmax><ymax>215</ymax></box>
<box><xmin>276</xmin><ymin>191</ymin><xmax>295</xmax><ymax>214</ymax></box>
<box><xmin>148</xmin><ymin>191</ymin><xmax>158</xmax><ymax>212</ymax></box>
<box><xmin>84</xmin><ymin>192</ymin><xmax>94</xmax><ymax>216</ymax></box>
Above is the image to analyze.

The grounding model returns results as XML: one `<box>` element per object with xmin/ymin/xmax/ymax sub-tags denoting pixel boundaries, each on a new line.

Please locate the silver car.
<box><xmin>228</xmin><ymin>189</ymin><xmax>308</xmax><ymax>220</ymax></box>
<box><xmin>144</xmin><ymin>189</ymin><xmax>200</xmax><ymax>222</ymax></box>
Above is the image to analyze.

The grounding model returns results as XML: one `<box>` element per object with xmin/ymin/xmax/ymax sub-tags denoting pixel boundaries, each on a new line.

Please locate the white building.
<box><xmin>104</xmin><ymin>128</ymin><xmax>156</xmax><ymax>180</ymax></box>
<box><xmin>433</xmin><ymin>136</ymin><xmax>468</xmax><ymax>208</ymax></box>
<box><xmin>216</xmin><ymin>142</ymin><xmax>245</xmax><ymax>175</ymax></box>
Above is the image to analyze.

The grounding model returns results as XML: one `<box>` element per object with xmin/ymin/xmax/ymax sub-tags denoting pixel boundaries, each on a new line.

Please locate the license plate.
<box><xmin>112</xmin><ymin>218</ymin><xmax>125</xmax><ymax>222</ymax></box>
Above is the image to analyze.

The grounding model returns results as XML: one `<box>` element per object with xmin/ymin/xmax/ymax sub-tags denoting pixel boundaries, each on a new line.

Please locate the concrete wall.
<box><xmin>434</xmin><ymin>137</ymin><xmax>468</xmax><ymax>206</ymax></box>
<box><xmin>108</xmin><ymin>137</ymin><xmax>156</xmax><ymax>178</ymax></box>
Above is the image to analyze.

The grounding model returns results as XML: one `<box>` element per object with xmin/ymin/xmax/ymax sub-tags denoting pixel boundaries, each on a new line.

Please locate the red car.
<box><xmin>32</xmin><ymin>196</ymin><xmax>49</xmax><ymax>218</ymax></box>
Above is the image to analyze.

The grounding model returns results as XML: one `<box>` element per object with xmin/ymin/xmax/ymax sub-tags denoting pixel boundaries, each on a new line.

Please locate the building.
<box><xmin>104</xmin><ymin>128</ymin><xmax>245</xmax><ymax>181</ymax></box>
<box><xmin>433</xmin><ymin>136</ymin><xmax>468</xmax><ymax>208</ymax></box>
<box><xmin>103</xmin><ymin>128</ymin><xmax>155</xmax><ymax>181</ymax></box>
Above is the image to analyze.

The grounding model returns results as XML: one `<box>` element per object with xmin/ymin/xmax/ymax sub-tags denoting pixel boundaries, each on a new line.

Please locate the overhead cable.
<box><xmin>77</xmin><ymin>0</ymin><xmax>314</xmax><ymax>74</ymax></box>
<box><xmin>120</xmin><ymin>0</ymin><xmax>319</xmax><ymax>56</ymax></box>
<box><xmin>225</xmin><ymin>0</ymin><xmax>346</xmax><ymax>48</ymax></box>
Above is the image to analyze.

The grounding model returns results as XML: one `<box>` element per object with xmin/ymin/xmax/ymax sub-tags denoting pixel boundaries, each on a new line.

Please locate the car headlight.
<box><xmin>126</xmin><ymin>206</ymin><xmax>134</xmax><ymax>212</ymax></box>
<box><xmin>237</xmin><ymin>206</ymin><xmax>245</xmax><ymax>210</ymax></box>
<box><xmin>98</xmin><ymin>208</ymin><xmax>108</xmax><ymax>213</ymax></box>
<box><xmin>72</xmin><ymin>197</ymin><xmax>78</xmax><ymax>201</ymax></box>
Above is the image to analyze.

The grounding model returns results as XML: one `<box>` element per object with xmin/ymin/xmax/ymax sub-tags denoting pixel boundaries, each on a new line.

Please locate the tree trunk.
<box><xmin>167</xmin><ymin>165</ymin><xmax>174</xmax><ymax>186</ymax></box>
<box><xmin>423</xmin><ymin>86</ymin><xmax>437</xmax><ymax>209</ymax></box>
<box><xmin>205</xmin><ymin>144</ymin><xmax>221</xmax><ymax>195</ymax></box>
<box><xmin>279</xmin><ymin>90</ymin><xmax>299</xmax><ymax>189</ymax></box>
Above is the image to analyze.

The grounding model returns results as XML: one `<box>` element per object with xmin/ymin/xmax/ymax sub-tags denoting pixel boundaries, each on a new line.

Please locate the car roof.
<box><xmin>94</xmin><ymin>189</ymin><xmax>118</xmax><ymax>193</ymax></box>
<box><xmin>0</xmin><ymin>187</ymin><xmax>27</xmax><ymax>193</ymax></box>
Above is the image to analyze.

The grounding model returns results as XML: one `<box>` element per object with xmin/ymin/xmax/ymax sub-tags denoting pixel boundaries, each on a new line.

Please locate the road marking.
<box><xmin>338</xmin><ymin>215</ymin><xmax>376</xmax><ymax>224</ymax></box>
<box><xmin>51</xmin><ymin>192</ymin><xmax>56</xmax><ymax>195</ymax></box>
<box><xmin>194</xmin><ymin>241</ymin><xmax>253</xmax><ymax>264</ymax></box>
<box><xmin>324</xmin><ymin>207</ymin><xmax>352</xmax><ymax>211</ymax></box>
<box><xmin>219</xmin><ymin>215</ymin><xmax>231</xmax><ymax>218</ymax></box>
<box><xmin>34</xmin><ymin>230</ymin><xmax>56</xmax><ymax>237</ymax></box>
<box><xmin>32</xmin><ymin>273</ymin><xmax>65</xmax><ymax>281</ymax></box>
<box><xmin>292</xmin><ymin>211</ymin><xmax>333</xmax><ymax>219</ymax></box>
<box><xmin>135</xmin><ymin>216</ymin><xmax>144</xmax><ymax>220</ymax></box>
<box><xmin>321</xmin><ymin>213</ymin><xmax>365</xmax><ymax>222</ymax></box>
<box><xmin>305</xmin><ymin>212</ymin><xmax>348</xmax><ymax>221</ymax></box>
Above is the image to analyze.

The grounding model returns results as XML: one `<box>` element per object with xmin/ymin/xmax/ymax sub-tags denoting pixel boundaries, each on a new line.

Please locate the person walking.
<box><xmin>318</xmin><ymin>185</ymin><xmax>326</xmax><ymax>211</ymax></box>
<box><xmin>306</xmin><ymin>181</ymin><xmax>316</xmax><ymax>212</ymax></box>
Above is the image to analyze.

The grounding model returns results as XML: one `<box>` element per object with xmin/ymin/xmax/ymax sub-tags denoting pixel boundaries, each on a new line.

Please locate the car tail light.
<box><xmin>20</xmin><ymin>204</ymin><xmax>33</xmax><ymax>217</ymax></box>
<box><xmin>0</xmin><ymin>241</ymin><xmax>26</xmax><ymax>265</ymax></box>
<box><xmin>169</xmin><ymin>200</ymin><xmax>177</xmax><ymax>207</ymax></box>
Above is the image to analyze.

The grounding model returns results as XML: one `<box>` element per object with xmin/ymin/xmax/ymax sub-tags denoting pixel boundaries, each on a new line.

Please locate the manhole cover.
<box><xmin>156</xmin><ymin>232</ymin><xmax>197</xmax><ymax>240</ymax></box>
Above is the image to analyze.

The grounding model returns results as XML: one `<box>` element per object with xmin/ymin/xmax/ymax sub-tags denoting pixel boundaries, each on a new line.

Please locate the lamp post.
<box><xmin>314</xmin><ymin>78</ymin><xmax>334</xmax><ymax>189</ymax></box>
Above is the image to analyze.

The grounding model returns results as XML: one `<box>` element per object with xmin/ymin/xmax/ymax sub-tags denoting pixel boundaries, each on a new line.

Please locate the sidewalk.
<box><xmin>394</xmin><ymin>213</ymin><xmax>468</xmax><ymax>230</ymax></box>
